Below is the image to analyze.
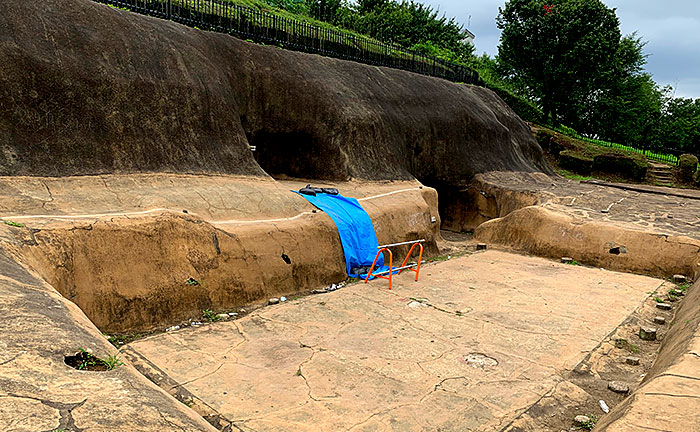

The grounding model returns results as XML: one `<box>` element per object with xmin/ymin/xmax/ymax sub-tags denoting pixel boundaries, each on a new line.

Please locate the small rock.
<box><xmin>573</xmin><ymin>415</ymin><xmax>591</xmax><ymax>427</ymax></box>
<box><xmin>561</xmin><ymin>257</ymin><xmax>573</xmax><ymax>264</ymax></box>
<box><xmin>239</xmin><ymin>308</ymin><xmax>246</xmax><ymax>313</ymax></box>
<box><xmin>312</xmin><ymin>289</ymin><xmax>326</xmax><ymax>294</ymax></box>
<box><xmin>280</xmin><ymin>296</ymin><xmax>287</xmax><ymax>302</ymax></box>
<box><xmin>476</xmin><ymin>243</ymin><xmax>488</xmax><ymax>251</ymax></box>
<box><xmin>598</xmin><ymin>400</ymin><xmax>610</xmax><ymax>413</ymax></box>
<box><xmin>268</xmin><ymin>298</ymin><xmax>280</xmax><ymax>305</ymax></box>
<box><xmin>653</xmin><ymin>316</ymin><xmax>666</xmax><ymax>325</ymax></box>
<box><xmin>191</xmin><ymin>321</ymin><xmax>202</xmax><ymax>326</ymax></box>
<box><xmin>216</xmin><ymin>314</ymin><xmax>229</xmax><ymax>320</ymax></box>
<box><xmin>656</xmin><ymin>303</ymin><xmax>672</xmax><ymax>311</ymax></box>
<box><xmin>326</xmin><ymin>284</ymin><xmax>339</xmax><ymax>292</ymax></box>
<box><xmin>669</xmin><ymin>288</ymin><xmax>685</xmax><ymax>297</ymax></box>
<box><xmin>608</xmin><ymin>381</ymin><xmax>630</xmax><ymax>394</ymax></box>
<box><xmin>625</xmin><ymin>356</ymin><xmax>640</xmax><ymax>366</ymax></box>
<box><xmin>228</xmin><ymin>312</ymin><xmax>238</xmax><ymax>316</ymax></box>
<box><xmin>673</xmin><ymin>274</ymin><xmax>687</xmax><ymax>284</ymax></box>
<box><xmin>639</xmin><ymin>326</ymin><xmax>657</xmax><ymax>341</ymax></box>
<box><xmin>407</xmin><ymin>301</ymin><xmax>425</xmax><ymax>309</ymax></box>
<box><xmin>667</xmin><ymin>214</ymin><xmax>673</xmax><ymax>219</ymax></box>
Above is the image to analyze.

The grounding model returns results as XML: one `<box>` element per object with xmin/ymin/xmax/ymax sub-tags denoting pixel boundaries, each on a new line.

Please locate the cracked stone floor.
<box><xmin>126</xmin><ymin>250</ymin><xmax>663</xmax><ymax>431</ymax></box>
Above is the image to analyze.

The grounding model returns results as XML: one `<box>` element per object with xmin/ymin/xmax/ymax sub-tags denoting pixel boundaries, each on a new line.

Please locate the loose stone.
<box><xmin>608</xmin><ymin>381</ymin><xmax>630</xmax><ymax>394</ymax></box>
<box><xmin>625</xmin><ymin>356</ymin><xmax>640</xmax><ymax>366</ymax></box>
<box><xmin>476</xmin><ymin>243</ymin><xmax>488</xmax><ymax>251</ymax></box>
<box><xmin>656</xmin><ymin>303</ymin><xmax>672</xmax><ymax>311</ymax></box>
<box><xmin>669</xmin><ymin>288</ymin><xmax>685</xmax><ymax>297</ymax></box>
<box><xmin>573</xmin><ymin>415</ymin><xmax>590</xmax><ymax>427</ymax></box>
<box><xmin>639</xmin><ymin>326</ymin><xmax>657</xmax><ymax>341</ymax></box>
<box><xmin>268</xmin><ymin>298</ymin><xmax>280</xmax><ymax>305</ymax></box>
<box><xmin>653</xmin><ymin>316</ymin><xmax>666</xmax><ymax>325</ymax></box>
<box><xmin>561</xmin><ymin>257</ymin><xmax>573</xmax><ymax>264</ymax></box>
<box><xmin>216</xmin><ymin>314</ymin><xmax>229</xmax><ymax>320</ymax></box>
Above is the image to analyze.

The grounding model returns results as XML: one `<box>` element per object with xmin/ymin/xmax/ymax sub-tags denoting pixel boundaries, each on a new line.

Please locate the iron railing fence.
<box><xmin>96</xmin><ymin>0</ymin><xmax>481</xmax><ymax>85</ymax></box>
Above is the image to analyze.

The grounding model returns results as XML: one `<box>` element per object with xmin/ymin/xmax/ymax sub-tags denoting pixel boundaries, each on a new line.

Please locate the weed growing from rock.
<box><xmin>3</xmin><ymin>220</ymin><xmax>24</xmax><ymax>227</ymax></box>
<box><xmin>202</xmin><ymin>309</ymin><xmax>221</xmax><ymax>322</ymax></box>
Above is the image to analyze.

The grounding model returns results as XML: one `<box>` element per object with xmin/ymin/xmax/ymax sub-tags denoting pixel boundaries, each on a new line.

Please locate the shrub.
<box><xmin>678</xmin><ymin>154</ymin><xmax>698</xmax><ymax>182</ymax></box>
<box><xmin>559</xmin><ymin>150</ymin><xmax>593</xmax><ymax>175</ymax></box>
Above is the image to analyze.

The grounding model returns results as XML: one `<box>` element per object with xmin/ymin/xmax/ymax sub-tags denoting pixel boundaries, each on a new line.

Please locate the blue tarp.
<box><xmin>295</xmin><ymin>192</ymin><xmax>387</xmax><ymax>278</ymax></box>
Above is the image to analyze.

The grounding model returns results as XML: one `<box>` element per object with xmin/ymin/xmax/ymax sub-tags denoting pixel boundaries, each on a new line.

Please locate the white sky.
<box><xmin>420</xmin><ymin>0</ymin><xmax>700</xmax><ymax>99</ymax></box>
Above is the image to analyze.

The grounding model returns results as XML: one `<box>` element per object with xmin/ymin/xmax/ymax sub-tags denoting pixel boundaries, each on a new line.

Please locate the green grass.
<box><xmin>554</xmin><ymin>167</ymin><xmax>593</xmax><ymax>181</ymax></box>
<box><xmin>3</xmin><ymin>220</ymin><xmax>25</xmax><ymax>227</ymax></box>
<box><xmin>103</xmin><ymin>353</ymin><xmax>125</xmax><ymax>370</ymax></box>
<box><xmin>550</xmin><ymin>124</ymin><xmax>678</xmax><ymax>166</ymax></box>
<box><xmin>565</xmin><ymin>259</ymin><xmax>582</xmax><ymax>266</ymax></box>
<box><xmin>74</xmin><ymin>348</ymin><xmax>123</xmax><ymax>370</ymax></box>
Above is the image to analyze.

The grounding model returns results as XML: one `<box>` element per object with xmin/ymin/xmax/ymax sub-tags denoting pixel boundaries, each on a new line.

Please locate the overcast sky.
<box><xmin>421</xmin><ymin>0</ymin><xmax>700</xmax><ymax>99</ymax></box>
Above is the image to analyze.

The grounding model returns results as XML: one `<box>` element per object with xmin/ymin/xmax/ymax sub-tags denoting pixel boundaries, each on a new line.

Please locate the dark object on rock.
<box><xmin>298</xmin><ymin>186</ymin><xmax>317</xmax><ymax>196</ymax></box>
<box><xmin>268</xmin><ymin>298</ymin><xmax>280</xmax><ymax>305</ymax></box>
<box><xmin>609</xmin><ymin>246</ymin><xmax>620</xmax><ymax>255</ymax></box>
<box><xmin>639</xmin><ymin>326</ymin><xmax>657</xmax><ymax>341</ymax></box>
<box><xmin>350</xmin><ymin>266</ymin><xmax>372</xmax><ymax>277</ymax></box>
<box><xmin>281</xmin><ymin>253</ymin><xmax>291</xmax><ymax>264</ymax></box>
<box><xmin>607</xmin><ymin>381</ymin><xmax>630</xmax><ymax>394</ymax></box>
<box><xmin>673</xmin><ymin>274</ymin><xmax>687</xmax><ymax>284</ymax></box>
<box><xmin>476</xmin><ymin>243</ymin><xmax>487</xmax><ymax>251</ymax></box>
<box><xmin>654</xmin><ymin>316</ymin><xmax>666</xmax><ymax>325</ymax></box>
<box><xmin>182</xmin><ymin>209</ymin><xmax>188</xmax><ymax>214</ymax></box>
<box><xmin>321</xmin><ymin>188</ymin><xmax>339</xmax><ymax>195</ymax></box>
<box><xmin>625</xmin><ymin>356</ymin><xmax>640</xmax><ymax>366</ymax></box>
<box><xmin>678</xmin><ymin>154</ymin><xmax>698</xmax><ymax>182</ymax></box>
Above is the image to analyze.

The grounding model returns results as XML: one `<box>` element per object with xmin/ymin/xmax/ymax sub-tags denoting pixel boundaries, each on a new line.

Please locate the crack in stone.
<box><xmin>0</xmin><ymin>394</ymin><xmax>87</xmax><ymax>432</ymax></box>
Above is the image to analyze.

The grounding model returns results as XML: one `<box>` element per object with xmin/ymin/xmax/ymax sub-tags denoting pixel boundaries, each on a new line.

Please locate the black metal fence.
<box><xmin>96</xmin><ymin>0</ymin><xmax>480</xmax><ymax>85</ymax></box>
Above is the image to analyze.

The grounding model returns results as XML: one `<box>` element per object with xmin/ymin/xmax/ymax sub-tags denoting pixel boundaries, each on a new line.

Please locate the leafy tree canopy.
<box><xmin>497</xmin><ymin>0</ymin><xmax>620</xmax><ymax>125</ymax></box>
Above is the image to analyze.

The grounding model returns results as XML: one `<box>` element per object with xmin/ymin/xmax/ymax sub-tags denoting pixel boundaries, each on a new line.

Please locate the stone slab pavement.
<box><xmin>127</xmin><ymin>250</ymin><xmax>663</xmax><ymax>431</ymax></box>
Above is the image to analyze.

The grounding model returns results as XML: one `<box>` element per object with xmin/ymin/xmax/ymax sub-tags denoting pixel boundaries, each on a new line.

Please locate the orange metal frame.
<box><xmin>364</xmin><ymin>241</ymin><xmax>424</xmax><ymax>290</ymax></box>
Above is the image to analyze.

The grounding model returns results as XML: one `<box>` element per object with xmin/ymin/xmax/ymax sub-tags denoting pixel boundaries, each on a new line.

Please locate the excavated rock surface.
<box><xmin>468</xmin><ymin>172</ymin><xmax>700</xmax><ymax>278</ymax></box>
<box><xmin>125</xmin><ymin>250</ymin><xmax>663</xmax><ymax>431</ymax></box>
<box><xmin>0</xmin><ymin>0</ymin><xmax>549</xmax><ymax>183</ymax></box>
<box><xmin>2</xmin><ymin>176</ymin><xmax>440</xmax><ymax>332</ymax></box>
<box><xmin>0</xmin><ymin>248</ymin><xmax>218</xmax><ymax>432</ymax></box>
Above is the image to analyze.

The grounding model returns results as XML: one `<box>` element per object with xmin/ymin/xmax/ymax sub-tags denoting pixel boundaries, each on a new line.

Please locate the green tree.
<box><xmin>496</xmin><ymin>0</ymin><xmax>621</xmax><ymax>125</ymax></box>
<box><xmin>581</xmin><ymin>34</ymin><xmax>663</xmax><ymax>146</ymax></box>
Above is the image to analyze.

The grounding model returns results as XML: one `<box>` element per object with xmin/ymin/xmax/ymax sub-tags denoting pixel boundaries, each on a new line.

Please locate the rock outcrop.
<box><xmin>0</xmin><ymin>0</ymin><xmax>549</xmax><ymax>183</ymax></box>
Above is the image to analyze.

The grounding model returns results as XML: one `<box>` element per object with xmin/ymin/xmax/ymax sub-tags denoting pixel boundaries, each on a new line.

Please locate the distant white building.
<box><xmin>461</xmin><ymin>28</ymin><xmax>475</xmax><ymax>45</ymax></box>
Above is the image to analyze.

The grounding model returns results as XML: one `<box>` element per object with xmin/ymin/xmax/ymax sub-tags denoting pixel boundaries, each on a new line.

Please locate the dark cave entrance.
<box><xmin>249</xmin><ymin>130</ymin><xmax>344</xmax><ymax>181</ymax></box>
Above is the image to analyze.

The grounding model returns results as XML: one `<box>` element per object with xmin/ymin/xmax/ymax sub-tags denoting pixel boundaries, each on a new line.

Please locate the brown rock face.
<box><xmin>0</xmin><ymin>0</ymin><xmax>549</xmax><ymax>183</ymax></box>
